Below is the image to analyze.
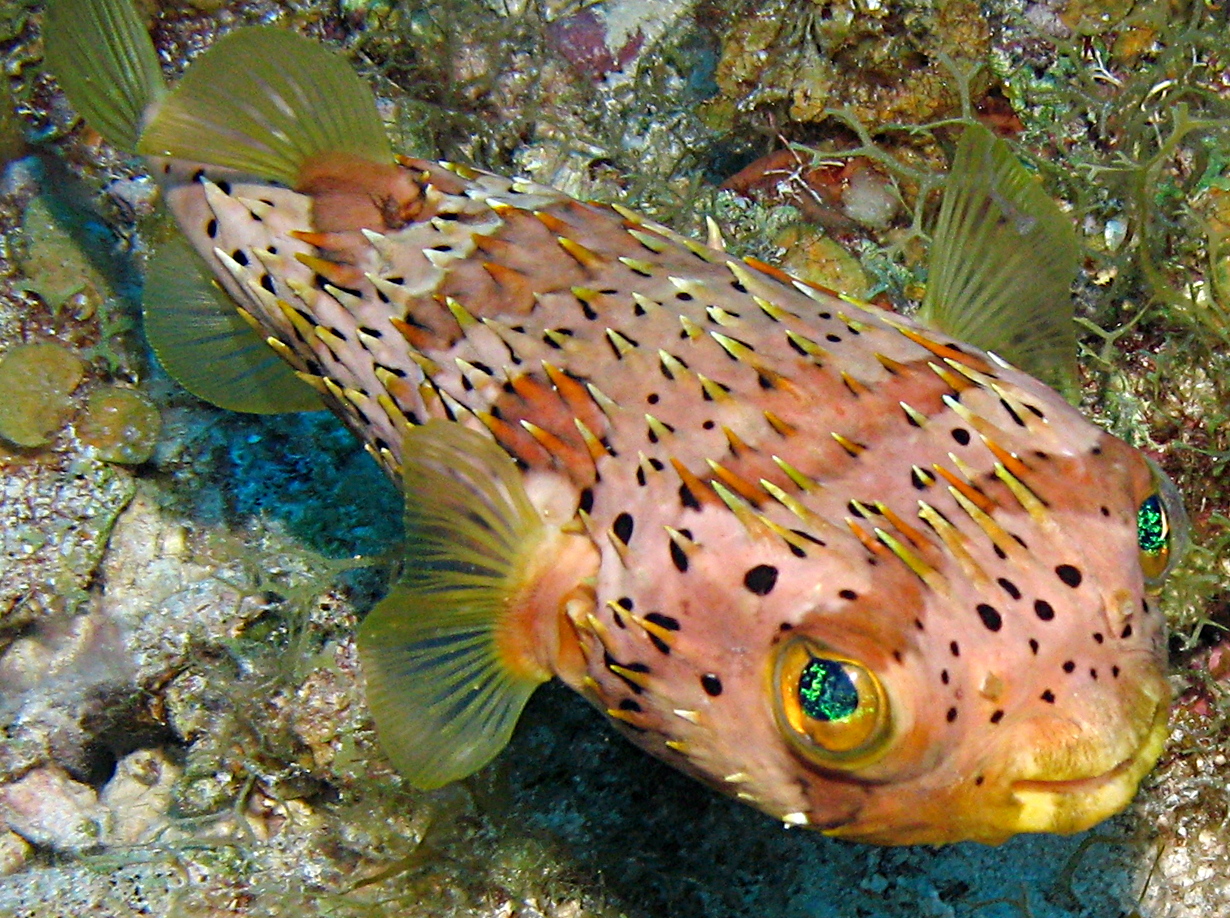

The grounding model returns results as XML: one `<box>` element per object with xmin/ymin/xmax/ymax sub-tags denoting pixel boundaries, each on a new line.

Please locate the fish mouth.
<box><xmin>1006</xmin><ymin>695</ymin><xmax>1169</xmax><ymax>836</ymax></box>
<box><xmin>1010</xmin><ymin>753</ymin><xmax>1136</xmax><ymax>796</ymax></box>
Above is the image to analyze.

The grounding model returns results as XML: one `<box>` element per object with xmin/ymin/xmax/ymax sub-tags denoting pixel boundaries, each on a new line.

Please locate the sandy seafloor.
<box><xmin>0</xmin><ymin>0</ymin><xmax>1229</xmax><ymax>916</ymax></box>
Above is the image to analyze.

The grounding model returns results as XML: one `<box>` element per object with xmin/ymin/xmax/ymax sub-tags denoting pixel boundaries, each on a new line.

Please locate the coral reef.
<box><xmin>0</xmin><ymin>0</ymin><xmax>1224</xmax><ymax>915</ymax></box>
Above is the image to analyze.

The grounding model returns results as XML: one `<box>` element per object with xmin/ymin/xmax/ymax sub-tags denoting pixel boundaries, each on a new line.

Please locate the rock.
<box><xmin>0</xmin><ymin>341</ymin><xmax>84</xmax><ymax>448</ymax></box>
<box><xmin>101</xmin><ymin>749</ymin><xmax>181</xmax><ymax>846</ymax></box>
<box><xmin>0</xmin><ymin>766</ymin><xmax>111</xmax><ymax>853</ymax></box>
<box><xmin>0</xmin><ymin>831</ymin><xmax>29</xmax><ymax>877</ymax></box>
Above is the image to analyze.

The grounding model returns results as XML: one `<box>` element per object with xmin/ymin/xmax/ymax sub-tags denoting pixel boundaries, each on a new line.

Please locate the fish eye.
<box><xmin>1138</xmin><ymin>459</ymin><xmax>1189</xmax><ymax>588</ymax></box>
<box><xmin>773</xmin><ymin>638</ymin><xmax>892</xmax><ymax>768</ymax></box>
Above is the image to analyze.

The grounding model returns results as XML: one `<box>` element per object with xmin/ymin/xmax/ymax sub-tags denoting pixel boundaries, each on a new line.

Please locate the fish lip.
<box><xmin>1009</xmin><ymin>755</ymin><xmax>1136</xmax><ymax>796</ymax></box>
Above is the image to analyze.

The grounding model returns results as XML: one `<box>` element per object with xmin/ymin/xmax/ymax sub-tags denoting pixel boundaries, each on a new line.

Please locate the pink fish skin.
<box><xmin>171</xmin><ymin>153</ymin><xmax>1170</xmax><ymax>844</ymax></box>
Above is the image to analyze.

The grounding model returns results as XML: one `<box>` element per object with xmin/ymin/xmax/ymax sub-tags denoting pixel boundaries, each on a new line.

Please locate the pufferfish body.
<box><xmin>47</xmin><ymin>0</ymin><xmax>1187</xmax><ymax>845</ymax></box>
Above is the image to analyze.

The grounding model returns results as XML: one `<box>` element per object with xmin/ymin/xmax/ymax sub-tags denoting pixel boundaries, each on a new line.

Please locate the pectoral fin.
<box><xmin>358</xmin><ymin>422</ymin><xmax>562</xmax><ymax>789</ymax></box>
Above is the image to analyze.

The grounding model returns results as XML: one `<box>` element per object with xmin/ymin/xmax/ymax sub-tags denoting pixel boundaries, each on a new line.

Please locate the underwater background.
<box><xmin>0</xmin><ymin>0</ymin><xmax>1227</xmax><ymax>915</ymax></box>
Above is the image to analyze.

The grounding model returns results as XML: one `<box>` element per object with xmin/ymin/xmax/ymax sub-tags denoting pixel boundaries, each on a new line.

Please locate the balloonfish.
<box><xmin>47</xmin><ymin>0</ymin><xmax>1188</xmax><ymax>845</ymax></box>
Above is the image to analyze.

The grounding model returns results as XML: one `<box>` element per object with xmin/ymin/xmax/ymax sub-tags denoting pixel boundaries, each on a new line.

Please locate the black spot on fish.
<box><xmin>669</xmin><ymin>538</ymin><xmax>688</xmax><ymax>573</ymax></box>
<box><xmin>1034</xmin><ymin>599</ymin><xmax>1055</xmax><ymax>621</ymax></box>
<box><xmin>647</xmin><ymin>393</ymin><xmax>659</xmax><ymax>404</ymax></box>
<box><xmin>206</xmin><ymin>218</ymin><xmax>218</xmax><ymax>238</ymax></box>
<box><xmin>216</xmin><ymin>180</ymin><xmax>232</xmax><ymax>195</ymax></box>
<box><xmin>950</xmin><ymin>641</ymin><xmax>960</xmax><ymax>657</ymax></box>
<box><xmin>1121</xmin><ymin>624</ymin><xmax>1133</xmax><ymax>639</ymax></box>
<box><xmin>990</xmin><ymin>710</ymin><xmax>1004</xmax><ymax>724</ymax></box>
<box><xmin>679</xmin><ymin>482</ymin><xmax>700</xmax><ymax>510</ymax></box>
<box><xmin>1029</xmin><ymin>638</ymin><xmax>1040</xmax><ymax>654</ymax></box>
<box><xmin>992</xmin><ymin>543</ymin><xmax>1007</xmax><ymax>560</ymax></box>
<box><xmin>792</xmin><ymin>529</ymin><xmax>825</xmax><ymax>548</ymax></box>
<box><xmin>839</xmin><ymin>589</ymin><xmax>858</xmax><ymax>601</ymax></box>
<box><xmin>976</xmin><ymin>604</ymin><xmax>1002</xmax><ymax>632</ymax></box>
<box><xmin>1090</xmin><ymin>668</ymin><xmax>1099</xmax><ymax>680</ymax></box>
<box><xmin>1112</xmin><ymin>665</ymin><xmax>1121</xmax><ymax>678</ymax></box>
<box><xmin>575</xmin><ymin>294</ymin><xmax>598</xmax><ymax>320</ymax></box>
<box><xmin>702</xmin><ymin>420</ymin><xmax>715</xmax><ymax>429</ymax></box>
<box><xmin>946</xmin><ymin>707</ymin><xmax>958</xmax><ymax>723</ymax></box>
<box><xmin>999</xmin><ymin>398</ymin><xmax>1025</xmax><ymax>427</ymax></box>
<box><xmin>1056</xmin><ymin>564</ymin><xmax>1082</xmax><ymax>588</ymax></box>
<box><xmin>676</xmin><ymin>291</ymin><xmax>694</xmax><ymax>301</ymax></box>
<box><xmin>818</xmin><ymin>311</ymin><xmax>832</xmax><ymax>319</ymax></box>
<box><xmin>231</xmin><ymin>249</ymin><xmax>249</xmax><ymax>266</ymax></box>
<box><xmin>619</xmin><ymin>698</ymin><xmax>642</xmax><ymax>712</ymax></box>
<box><xmin>1100</xmin><ymin>505</ymin><xmax>1110</xmax><ymax>517</ymax></box>
<box><xmin>744</xmin><ymin>565</ymin><xmax>778</xmax><ymax>595</ymax></box>
<box><xmin>259</xmin><ymin>274</ymin><xmax>275</xmax><ymax>294</ymax></box>
<box><xmin>1092</xmin><ymin>632</ymin><xmax>1104</xmax><ymax>644</ymax></box>
<box><xmin>1040</xmin><ymin>689</ymin><xmax>1055</xmax><ymax>704</ymax></box>
<box><xmin>997</xmin><ymin>577</ymin><xmax>1021</xmax><ymax>600</ymax></box>
<box><xmin>1062</xmin><ymin>660</ymin><xmax>1075</xmax><ymax>673</ymax></box>
<box><xmin>701</xmin><ymin>673</ymin><xmax>723</xmax><ymax>696</ymax></box>
<box><xmin>941</xmin><ymin>669</ymin><xmax>949</xmax><ymax>685</ymax></box>
<box><xmin>192</xmin><ymin>168</ymin><xmax>205</xmax><ymax>182</ymax></box>
<box><xmin>951</xmin><ymin>427</ymin><xmax>971</xmax><ymax>446</ymax></box>
<box><xmin>613</xmin><ymin>512</ymin><xmax>635</xmax><ymax>544</ymax></box>
<box><xmin>846</xmin><ymin>501</ymin><xmax>865</xmax><ymax>518</ymax></box>
<box><xmin>910</xmin><ymin>468</ymin><xmax>929</xmax><ymax>490</ymax></box>
<box><xmin>645</xmin><ymin>612</ymin><xmax>680</xmax><ymax>631</ymax></box>
<box><xmin>825</xmin><ymin>333</ymin><xmax>842</xmax><ymax>343</ymax></box>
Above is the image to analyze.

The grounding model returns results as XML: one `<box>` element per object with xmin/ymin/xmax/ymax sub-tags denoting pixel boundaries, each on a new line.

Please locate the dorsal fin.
<box><xmin>919</xmin><ymin>124</ymin><xmax>1080</xmax><ymax>395</ymax></box>
<box><xmin>143</xmin><ymin>236</ymin><xmax>321</xmax><ymax>414</ymax></box>
<box><xmin>44</xmin><ymin>0</ymin><xmax>166</xmax><ymax>152</ymax></box>
<box><xmin>138</xmin><ymin>27</ymin><xmax>392</xmax><ymax>187</ymax></box>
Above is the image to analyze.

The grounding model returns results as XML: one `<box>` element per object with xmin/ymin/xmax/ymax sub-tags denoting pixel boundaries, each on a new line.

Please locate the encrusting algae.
<box><xmin>44</xmin><ymin>0</ymin><xmax>1190</xmax><ymax>847</ymax></box>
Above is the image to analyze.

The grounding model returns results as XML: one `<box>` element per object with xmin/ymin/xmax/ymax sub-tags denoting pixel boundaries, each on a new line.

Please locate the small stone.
<box><xmin>0</xmin><ymin>341</ymin><xmax>85</xmax><ymax>447</ymax></box>
<box><xmin>0</xmin><ymin>765</ymin><xmax>112</xmax><ymax>853</ymax></box>
<box><xmin>78</xmin><ymin>387</ymin><xmax>161</xmax><ymax>465</ymax></box>
<box><xmin>0</xmin><ymin>830</ymin><xmax>30</xmax><ymax>877</ymax></box>
<box><xmin>101</xmin><ymin>749</ymin><xmax>181</xmax><ymax>846</ymax></box>
<box><xmin>775</xmin><ymin>225</ymin><xmax>871</xmax><ymax>300</ymax></box>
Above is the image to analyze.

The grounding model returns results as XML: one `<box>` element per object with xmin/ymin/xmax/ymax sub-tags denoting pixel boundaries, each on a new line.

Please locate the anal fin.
<box><xmin>143</xmin><ymin>235</ymin><xmax>322</xmax><ymax>414</ymax></box>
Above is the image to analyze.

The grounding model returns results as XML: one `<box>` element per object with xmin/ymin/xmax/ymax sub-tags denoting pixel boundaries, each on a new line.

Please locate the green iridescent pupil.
<box><xmin>798</xmin><ymin>658</ymin><xmax>858</xmax><ymax>722</ymax></box>
<box><xmin>1137</xmin><ymin>494</ymin><xmax>1167</xmax><ymax>555</ymax></box>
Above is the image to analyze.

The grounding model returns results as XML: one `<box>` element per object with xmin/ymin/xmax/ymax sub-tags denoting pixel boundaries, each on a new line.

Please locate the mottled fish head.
<box><xmin>588</xmin><ymin>373</ymin><xmax>1185</xmax><ymax>847</ymax></box>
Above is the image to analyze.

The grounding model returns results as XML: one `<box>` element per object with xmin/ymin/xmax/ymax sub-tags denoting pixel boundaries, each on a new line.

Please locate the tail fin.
<box><xmin>137</xmin><ymin>27</ymin><xmax>392</xmax><ymax>187</ymax></box>
<box><xmin>44</xmin><ymin>0</ymin><xmax>166</xmax><ymax>152</ymax></box>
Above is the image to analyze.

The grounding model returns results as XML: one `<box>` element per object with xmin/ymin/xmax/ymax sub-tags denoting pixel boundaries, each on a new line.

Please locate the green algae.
<box><xmin>0</xmin><ymin>340</ymin><xmax>84</xmax><ymax>447</ymax></box>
